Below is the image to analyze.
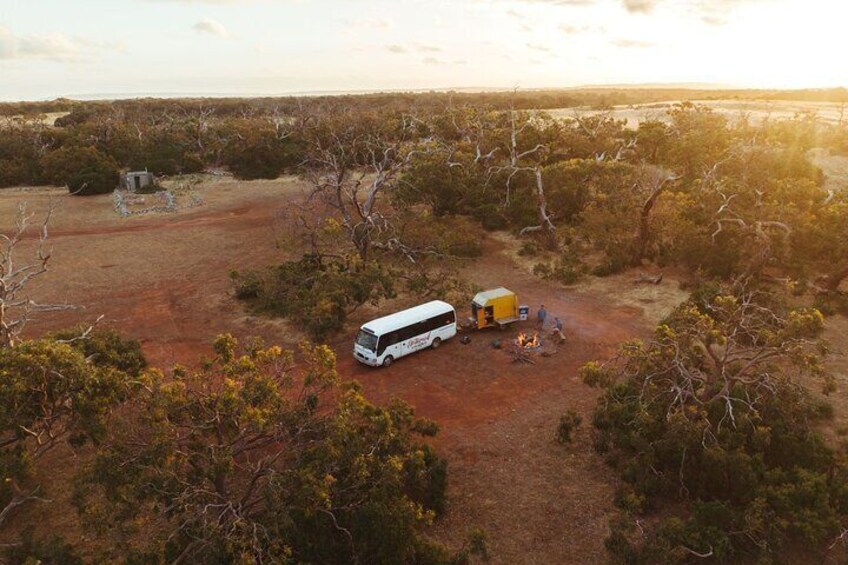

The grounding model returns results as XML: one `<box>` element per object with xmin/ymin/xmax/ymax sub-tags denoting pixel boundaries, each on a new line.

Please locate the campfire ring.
<box><xmin>515</xmin><ymin>332</ymin><xmax>543</xmax><ymax>351</ymax></box>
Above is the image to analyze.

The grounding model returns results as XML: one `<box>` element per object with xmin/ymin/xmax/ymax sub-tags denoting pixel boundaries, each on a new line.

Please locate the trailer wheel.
<box><xmin>431</xmin><ymin>338</ymin><xmax>441</xmax><ymax>349</ymax></box>
<box><xmin>382</xmin><ymin>355</ymin><xmax>394</xmax><ymax>367</ymax></box>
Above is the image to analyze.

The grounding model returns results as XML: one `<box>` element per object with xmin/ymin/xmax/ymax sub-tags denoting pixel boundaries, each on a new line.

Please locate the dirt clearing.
<box><xmin>2</xmin><ymin>178</ymin><xmax>691</xmax><ymax>563</ymax></box>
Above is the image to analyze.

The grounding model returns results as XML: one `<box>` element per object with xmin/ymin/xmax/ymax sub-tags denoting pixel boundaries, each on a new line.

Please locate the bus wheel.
<box><xmin>382</xmin><ymin>356</ymin><xmax>394</xmax><ymax>367</ymax></box>
<box><xmin>431</xmin><ymin>338</ymin><xmax>441</xmax><ymax>349</ymax></box>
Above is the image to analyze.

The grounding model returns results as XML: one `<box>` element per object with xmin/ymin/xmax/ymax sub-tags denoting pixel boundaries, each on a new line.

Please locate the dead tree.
<box><xmin>300</xmin><ymin>114</ymin><xmax>435</xmax><ymax>262</ymax></box>
<box><xmin>490</xmin><ymin>109</ymin><xmax>558</xmax><ymax>251</ymax></box>
<box><xmin>268</xmin><ymin>106</ymin><xmax>293</xmax><ymax>141</ymax></box>
<box><xmin>1</xmin><ymin>202</ymin><xmax>57</xmax><ymax>348</ymax></box>
<box><xmin>711</xmin><ymin>190</ymin><xmax>791</xmax><ymax>276</ymax></box>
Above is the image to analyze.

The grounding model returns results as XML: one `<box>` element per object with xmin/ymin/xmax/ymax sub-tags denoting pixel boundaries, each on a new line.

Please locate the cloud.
<box><xmin>143</xmin><ymin>0</ymin><xmax>256</xmax><ymax>3</ymax></box>
<box><xmin>622</xmin><ymin>0</ymin><xmax>657</xmax><ymax>13</ymax></box>
<box><xmin>559</xmin><ymin>23</ymin><xmax>589</xmax><ymax>34</ymax></box>
<box><xmin>515</xmin><ymin>0</ymin><xmax>595</xmax><ymax>5</ymax></box>
<box><xmin>346</xmin><ymin>17</ymin><xmax>392</xmax><ymax>30</ymax></box>
<box><xmin>527</xmin><ymin>42</ymin><xmax>552</xmax><ymax>52</ymax></box>
<box><xmin>385</xmin><ymin>43</ymin><xmax>442</xmax><ymax>54</ymax></box>
<box><xmin>193</xmin><ymin>18</ymin><xmax>231</xmax><ymax>38</ymax></box>
<box><xmin>422</xmin><ymin>56</ymin><xmax>466</xmax><ymax>66</ymax></box>
<box><xmin>0</xmin><ymin>24</ymin><xmax>122</xmax><ymax>62</ymax></box>
<box><xmin>693</xmin><ymin>0</ymin><xmax>762</xmax><ymax>25</ymax></box>
<box><xmin>612</xmin><ymin>38</ymin><xmax>655</xmax><ymax>48</ymax></box>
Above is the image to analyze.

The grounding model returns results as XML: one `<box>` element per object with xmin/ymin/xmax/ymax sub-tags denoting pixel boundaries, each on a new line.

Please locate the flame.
<box><xmin>516</xmin><ymin>332</ymin><xmax>540</xmax><ymax>349</ymax></box>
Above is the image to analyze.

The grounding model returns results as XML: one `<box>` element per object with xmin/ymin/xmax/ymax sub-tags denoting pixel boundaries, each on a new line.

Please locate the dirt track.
<box><xmin>0</xmin><ymin>178</ymin><xmax>686</xmax><ymax>563</ymax></box>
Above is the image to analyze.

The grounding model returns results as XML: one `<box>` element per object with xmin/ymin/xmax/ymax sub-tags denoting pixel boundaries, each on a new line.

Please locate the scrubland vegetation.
<box><xmin>3</xmin><ymin>88</ymin><xmax>848</xmax><ymax>563</ymax></box>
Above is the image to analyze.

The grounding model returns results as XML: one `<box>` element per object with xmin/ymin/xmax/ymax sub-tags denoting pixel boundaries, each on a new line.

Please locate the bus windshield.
<box><xmin>355</xmin><ymin>330</ymin><xmax>378</xmax><ymax>352</ymax></box>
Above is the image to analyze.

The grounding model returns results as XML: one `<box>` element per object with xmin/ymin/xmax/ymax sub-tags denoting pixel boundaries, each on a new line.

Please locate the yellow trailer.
<box><xmin>471</xmin><ymin>287</ymin><xmax>526</xmax><ymax>330</ymax></box>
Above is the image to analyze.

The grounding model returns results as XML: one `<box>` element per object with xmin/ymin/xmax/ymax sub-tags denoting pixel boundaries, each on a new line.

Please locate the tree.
<box><xmin>75</xmin><ymin>335</ymin><xmax>452</xmax><ymax>564</ymax></box>
<box><xmin>1</xmin><ymin>203</ymin><xmax>56</xmax><ymax>349</ymax></box>
<box><xmin>0</xmin><ymin>337</ymin><xmax>140</xmax><ymax>529</ymax></box>
<box><xmin>490</xmin><ymin>109</ymin><xmax>559</xmax><ymax>250</ymax></box>
<box><xmin>220</xmin><ymin>118</ymin><xmax>302</xmax><ymax>180</ymax></box>
<box><xmin>41</xmin><ymin>145</ymin><xmax>119</xmax><ymax>195</ymax></box>
<box><xmin>581</xmin><ymin>283</ymin><xmax>847</xmax><ymax>561</ymax></box>
<box><xmin>631</xmin><ymin>164</ymin><xmax>680</xmax><ymax>264</ymax></box>
<box><xmin>300</xmin><ymin>111</ymin><xmax>432</xmax><ymax>261</ymax></box>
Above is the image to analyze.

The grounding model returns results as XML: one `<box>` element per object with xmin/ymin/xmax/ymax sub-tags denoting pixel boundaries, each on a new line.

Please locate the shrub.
<box><xmin>556</xmin><ymin>410</ymin><xmax>582</xmax><ymax>444</ymax></box>
<box><xmin>4</xmin><ymin>528</ymin><xmax>82</xmax><ymax>565</ymax></box>
<box><xmin>75</xmin><ymin>337</ymin><xmax>454</xmax><ymax>564</ymax></box>
<box><xmin>400</xmin><ymin>214</ymin><xmax>485</xmax><ymax>258</ymax></box>
<box><xmin>590</xmin><ymin>253</ymin><xmax>630</xmax><ymax>277</ymax></box>
<box><xmin>50</xmin><ymin>327</ymin><xmax>147</xmax><ymax>377</ymax></box>
<box><xmin>584</xmin><ymin>286</ymin><xmax>846</xmax><ymax>561</ymax></box>
<box><xmin>533</xmin><ymin>255</ymin><xmax>587</xmax><ymax>285</ymax></box>
<box><xmin>0</xmin><ymin>339</ymin><xmax>139</xmax><ymax>535</ymax></box>
<box><xmin>222</xmin><ymin>125</ymin><xmax>302</xmax><ymax>180</ymax></box>
<box><xmin>42</xmin><ymin>145</ymin><xmax>120</xmax><ymax>195</ymax></box>
<box><xmin>232</xmin><ymin>255</ymin><xmax>395</xmax><ymax>341</ymax></box>
<box><xmin>518</xmin><ymin>240</ymin><xmax>540</xmax><ymax>257</ymax></box>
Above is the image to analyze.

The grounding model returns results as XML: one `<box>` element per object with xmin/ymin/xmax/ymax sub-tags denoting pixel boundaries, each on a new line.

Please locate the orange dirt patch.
<box><xmin>1</xmin><ymin>179</ymin><xmax>684</xmax><ymax>563</ymax></box>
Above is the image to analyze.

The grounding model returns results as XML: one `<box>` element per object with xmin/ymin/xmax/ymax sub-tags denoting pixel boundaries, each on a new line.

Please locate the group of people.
<box><xmin>536</xmin><ymin>304</ymin><xmax>565</xmax><ymax>342</ymax></box>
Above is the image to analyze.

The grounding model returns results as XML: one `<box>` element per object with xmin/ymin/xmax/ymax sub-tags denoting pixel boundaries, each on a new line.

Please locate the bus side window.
<box><xmin>378</xmin><ymin>332</ymin><xmax>395</xmax><ymax>355</ymax></box>
<box><xmin>401</xmin><ymin>325</ymin><xmax>417</xmax><ymax>341</ymax></box>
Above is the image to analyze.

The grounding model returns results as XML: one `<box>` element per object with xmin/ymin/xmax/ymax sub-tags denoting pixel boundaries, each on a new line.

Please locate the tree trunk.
<box><xmin>534</xmin><ymin>168</ymin><xmax>559</xmax><ymax>251</ymax></box>
<box><xmin>633</xmin><ymin>188</ymin><xmax>661</xmax><ymax>265</ymax></box>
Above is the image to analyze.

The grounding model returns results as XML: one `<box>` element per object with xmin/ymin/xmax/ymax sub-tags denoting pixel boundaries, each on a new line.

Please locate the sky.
<box><xmin>0</xmin><ymin>0</ymin><xmax>846</xmax><ymax>101</ymax></box>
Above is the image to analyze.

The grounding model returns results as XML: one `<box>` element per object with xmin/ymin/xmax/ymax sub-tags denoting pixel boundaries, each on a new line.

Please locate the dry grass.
<box><xmin>550</xmin><ymin>99</ymin><xmax>848</xmax><ymax>129</ymax></box>
<box><xmin>0</xmin><ymin>112</ymin><xmax>69</xmax><ymax>127</ymax></box>
<box><xmin>810</xmin><ymin>148</ymin><xmax>848</xmax><ymax>193</ymax></box>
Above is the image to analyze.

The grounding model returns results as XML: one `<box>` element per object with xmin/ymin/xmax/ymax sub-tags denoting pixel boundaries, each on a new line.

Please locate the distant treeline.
<box><xmin>2</xmin><ymin>87</ymin><xmax>847</xmax><ymax>117</ymax></box>
<box><xmin>2</xmin><ymin>87</ymin><xmax>847</xmax><ymax>195</ymax></box>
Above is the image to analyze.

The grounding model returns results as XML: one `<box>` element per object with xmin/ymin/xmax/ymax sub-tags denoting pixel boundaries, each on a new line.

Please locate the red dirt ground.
<box><xmin>0</xmin><ymin>179</ymin><xmax>685</xmax><ymax>563</ymax></box>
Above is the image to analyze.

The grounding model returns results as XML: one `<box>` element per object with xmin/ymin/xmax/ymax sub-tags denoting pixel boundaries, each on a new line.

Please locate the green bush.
<box><xmin>591</xmin><ymin>253</ymin><xmax>630</xmax><ymax>277</ymax></box>
<box><xmin>518</xmin><ymin>240</ymin><xmax>540</xmax><ymax>257</ymax></box>
<box><xmin>4</xmin><ymin>528</ymin><xmax>82</xmax><ymax>565</ymax></box>
<box><xmin>42</xmin><ymin>145</ymin><xmax>120</xmax><ymax>195</ymax></box>
<box><xmin>50</xmin><ymin>327</ymin><xmax>147</xmax><ymax>377</ymax></box>
<box><xmin>75</xmin><ymin>337</ymin><xmax>455</xmax><ymax>564</ymax></box>
<box><xmin>232</xmin><ymin>255</ymin><xmax>395</xmax><ymax>341</ymax></box>
<box><xmin>584</xmin><ymin>286</ymin><xmax>845</xmax><ymax>561</ymax></box>
<box><xmin>556</xmin><ymin>410</ymin><xmax>582</xmax><ymax>444</ymax></box>
<box><xmin>533</xmin><ymin>255</ymin><xmax>587</xmax><ymax>285</ymax></box>
<box><xmin>401</xmin><ymin>215</ymin><xmax>485</xmax><ymax>258</ymax></box>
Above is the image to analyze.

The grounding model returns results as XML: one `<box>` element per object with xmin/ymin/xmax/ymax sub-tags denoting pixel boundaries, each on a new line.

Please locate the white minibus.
<box><xmin>354</xmin><ymin>300</ymin><xmax>457</xmax><ymax>367</ymax></box>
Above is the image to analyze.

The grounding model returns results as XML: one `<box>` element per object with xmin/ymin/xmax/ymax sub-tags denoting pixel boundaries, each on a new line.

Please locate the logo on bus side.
<box><xmin>407</xmin><ymin>333</ymin><xmax>431</xmax><ymax>348</ymax></box>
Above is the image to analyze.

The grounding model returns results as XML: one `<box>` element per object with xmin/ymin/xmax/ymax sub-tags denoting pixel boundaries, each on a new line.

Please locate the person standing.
<box><xmin>536</xmin><ymin>304</ymin><xmax>547</xmax><ymax>330</ymax></box>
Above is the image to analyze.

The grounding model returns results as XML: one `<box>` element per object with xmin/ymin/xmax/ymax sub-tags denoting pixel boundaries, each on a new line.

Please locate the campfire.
<box><xmin>516</xmin><ymin>332</ymin><xmax>541</xmax><ymax>350</ymax></box>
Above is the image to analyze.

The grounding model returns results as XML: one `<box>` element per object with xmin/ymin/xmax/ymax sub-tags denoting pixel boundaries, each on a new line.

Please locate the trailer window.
<box><xmin>355</xmin><ymin>330</ymin><xmax>378</xmax><ymax>352</ymax></box>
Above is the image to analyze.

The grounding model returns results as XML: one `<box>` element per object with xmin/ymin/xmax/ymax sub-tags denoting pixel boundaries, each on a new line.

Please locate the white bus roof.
<box><xmin>472</xmin><ymin>287</ymin><xmax>514</xmax><ymax>305</ymax></box>
<box><xmin>361</xmin><ymin>300</ymin><xmax>454</xmax><ymax>335</ymax></box>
